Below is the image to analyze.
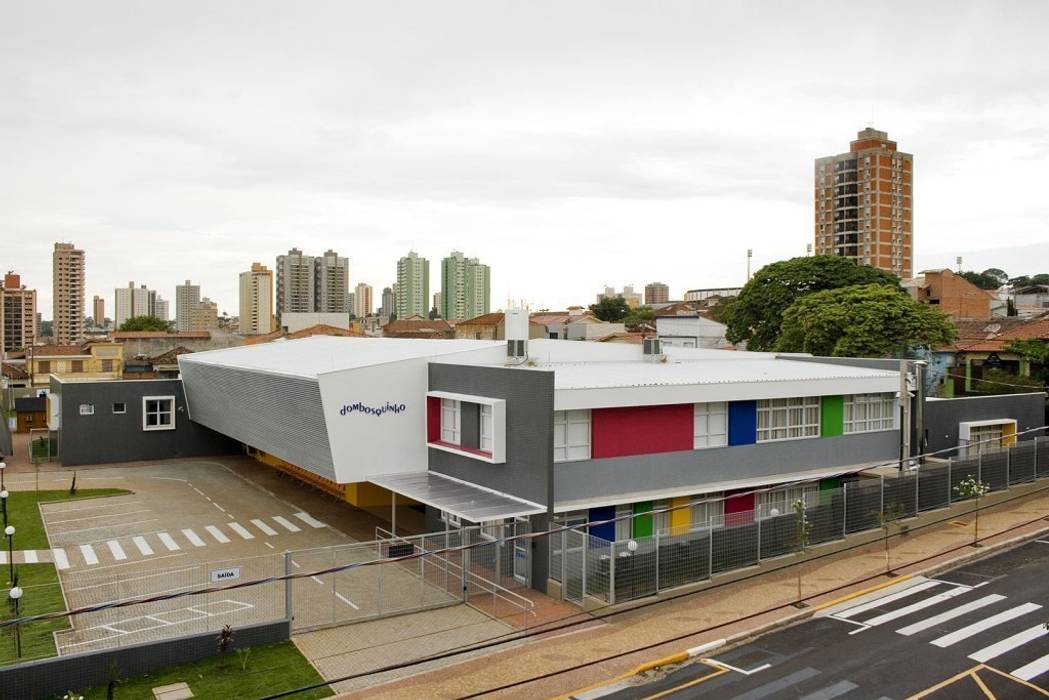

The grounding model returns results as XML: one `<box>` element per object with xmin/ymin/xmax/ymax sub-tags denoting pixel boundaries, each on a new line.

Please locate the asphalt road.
<box><xmin>609</xmin><ymin>538</ymin><xmax>1049</xmax><ymax>699</ymax></box>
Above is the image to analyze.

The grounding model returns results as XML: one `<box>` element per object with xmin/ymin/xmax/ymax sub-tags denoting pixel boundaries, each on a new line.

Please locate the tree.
<box><xmin>725</xmin><ymin>256</ymin><xmax>900</xmax><ymax>351</ymax></box>
<box><xmin>982</xmin><ymin>268</ymin><xmax>1009</xmax><ymax>286</ymax></box>
<box><xmin>793</xmin><ymin>498</ymin><xmax>811</xmax><ymax>605</ymax></box>
<box><xmin>775</xmin><ymin>284</ymin><xmax>957</xmax><ymax>357</ymax></box>
<box><xmin>708</xmin><ymin>296</ymin><xmax>737</xmax><ymax>325</ymax></box>
<box><xmin>1010</xmin><ymin>275</ymin><xmax>1032</xmax><ymax>287</ymax></box>
<box><xmin>623</xmin><ymin>307</ymin><xmax>655</xmax><ymax>332</ymax></box>
<box><xmin>589</xmin><ymin>295</ymin><xmax>631</xmax><ymax>322</ymax></box>
<box><xmin>1031</xmin><ymin>273</ymin><xmax>1049</xmax><ymax>286</ymax></box>
<box><xmin>959</xmin><ymin>271</ymin><xmax>1002</xmax><ymax>290</ymax></box>
<box><xmin>955</xmin><ymin>477</ymin><xmax>990</xmax><ymax>547</ymax></box>
<box><xmin>118</xmin><ymin>315</ymin><xmax>169</xmax><ymax>332</ymax></box>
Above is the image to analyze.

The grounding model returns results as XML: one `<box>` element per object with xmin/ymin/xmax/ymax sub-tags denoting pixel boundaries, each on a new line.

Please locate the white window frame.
<box><xmin>756</xmin><ymin>397</ymin><xmax>820</xmax><ymax>442</ymax></box>
<box><xmin>78</xmin><ymin>403</ymin><xmax>94</xmax><ymax>416</ymax></box>
<box><xmin>427</xmin><ymin>391</ymin><xmax>507</xmax><ymax>464</ymax></box>
<box><xmin>614</xmin><ymin>504</ymin><xmax>633</xmax><ymax>542</ymax></box>
<box><xmin>757</xmin><ymin>484</ymin><xmax>818</xmax><ymax>520</ymax></box>
<box><xmin>480</xmin><ymin>403</ymin><xmax>493</xmax><ymax>453</ymax></box>
<box><xmin>440</xmin><ymin>510</ymin><xmax>462</xmax><ymax>528</ymax></box>
<box><xmin>554</xmin><ymin>409</ymin><xmax>591</xmax><ymax>462</ymax></box>
<box><xmin>693</xmin><ymin>402</ymin><xmax>728</xmax><ymax>449</ymax></box>
<box><xmin>142</xmin><ymin>395</ymin><xmax>176</xmax><ymax>432</ymax></box>
<box><xmin>690</xmin><ymin>493</ymin><xmax>725</xmax><ymax>530</ymax></box>
<box><xmin>968</xmin><ymin>424</ymin><xmax>1004</xmax><ymax>455</ymax></box>
<box><xmin>844</xmin><ymin>393</ymin><xmax>896</xmax><ymax>434</ymax></box>
<box><xmin>440</xmin><ymin>398</ymin><xmax>461</xmax><ymax>445</ymax></box>
<box><xmin>112</xmin><ymin>402</ymin><xmax>126</xmax><ymax>415</ymax></box>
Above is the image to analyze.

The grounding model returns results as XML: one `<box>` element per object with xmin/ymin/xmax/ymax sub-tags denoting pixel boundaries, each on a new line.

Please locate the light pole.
<box><xmin>4</xmin><ymin>525</ymin><xmax>14</xmax><ymax>584</ymax></box>
<box><xmin>8</xmin><ymin>585</ymin><xmax>22</xmax><ymax>658</ymax></box>
<box><xmin>0</xmin><ymin>490</ymin><xmax>7</xmax><ymax>528</ymax></box>
<box><xmin>0</xmin><ymin>461</ymin><xmax>6</xmax><ymax>491</ymax></box>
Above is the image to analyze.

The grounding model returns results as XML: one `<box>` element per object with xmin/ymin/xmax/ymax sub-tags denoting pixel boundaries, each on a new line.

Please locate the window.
<box><xmin>554</xmin><ymin>410</ymin><xmax>591</xmax><ymax>462</ymax></box>
<box><xmin>440</xmin><ymin>398</ymin><xmax>460</xmax><ymax>444</ymax></box>
<box><xmin>78</xmin><ymin>403</ymin><xmax>94</xmax><ymax>416</ymax></box>
<box><xmin>756</xmin><ymin>397</ymin><xmax>820</xmax><ymax>442</ymax></box>
<box><xmin>614</xmin><ymin>504</ymin><xmax>633</xmax><ymax>542</ymax></box>
<box><xmin>969</xmin><ymin>424</ymin><xmax>1004</xmax><ymax>455</ymax></box>
<box><xmin>693</xmin><ymin>402</ymin><xmax>728</xmax><ymax>449</ymax></box>
<box><xmin>757</xmin><ymin>485</ymin><xmax>818</xmax><ymax>519</ymax></box>
<box><xmin>71</xmin><ymin>360</ymin><xmax>84</xmax><ymax>373</ymax></box>
<box><xmin>844</xmin><ymin>393</ymin><xmax>896</xmax><ymax>433</ymax></box>
<box><xmin>653</xmin><ymin>500</ymin><xmax>670</xmax><ymax>535</ymax></box>
<box><xmin>38</xmin><ymin>361</ymin><xmax>51</xmax><ymax>373</ymax></box>
<box><xmin>480</xmin><ymin>404</ymin><xmax>493</xmax><ymax>453</ymax></box>
<box><xmin>101</xmin><ymin>359</ymin><xmax>114</xmax><ymax>372</ymax></box>
<box><xmin>142</xmin><ymin>396</ymin><xmax>175</xmax><ymax>431</ymax></box>
<box><xmin>112</xmin><ymin>402</ymin><xmax>126</xmax><ymax>414</ymax></box>
<box><xmin>690</xmin><ymin>493</ymin><xmax>725</xmax><ymax>529</ymax></box>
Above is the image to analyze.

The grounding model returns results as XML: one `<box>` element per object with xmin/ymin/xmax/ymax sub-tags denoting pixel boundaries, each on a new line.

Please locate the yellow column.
<box><xmin>670</xmin><ymin>496</ymin><xmax>691</xmax><ymax>535</ymax></box>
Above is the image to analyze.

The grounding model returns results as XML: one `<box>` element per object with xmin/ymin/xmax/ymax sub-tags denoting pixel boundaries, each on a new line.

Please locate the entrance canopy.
<box><xmin>369</xmin><ymin>471</ymin><xmax>545</xmax><ymax>523</ymax></box>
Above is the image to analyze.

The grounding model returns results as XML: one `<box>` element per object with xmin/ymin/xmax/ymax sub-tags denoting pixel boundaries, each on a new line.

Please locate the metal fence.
<box><xmin>553</xmin><ymin>436</ymin><xmax>1049</xmax><ymax>605</ymax></box>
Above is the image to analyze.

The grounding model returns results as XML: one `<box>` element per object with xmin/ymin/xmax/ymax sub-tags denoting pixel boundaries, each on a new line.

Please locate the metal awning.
<box><xmin>368</xmin><ymin>471</ymin><xmax>546</xmax><ymax>523</ymax></box>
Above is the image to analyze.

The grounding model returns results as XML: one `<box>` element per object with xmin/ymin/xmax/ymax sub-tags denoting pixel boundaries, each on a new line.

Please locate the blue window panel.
<box><xmin>588</xmin><ymin>505</ymin><xmax>616</xmax><ymax>542</ymax></box>
<box><xmin>728</xmin><ymin>400</ymin><xmax>757</xmax><ymax>446</ymax></box>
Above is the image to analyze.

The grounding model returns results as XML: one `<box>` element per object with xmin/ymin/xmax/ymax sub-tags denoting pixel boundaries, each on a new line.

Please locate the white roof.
<box><xmin>177</xmin><ymin>336</ymin><xmax>503</xmax><ymax>378</ymax></box>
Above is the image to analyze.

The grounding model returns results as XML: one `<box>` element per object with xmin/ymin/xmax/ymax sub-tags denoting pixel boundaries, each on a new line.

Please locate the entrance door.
<box><xmin>512</xmin><ymin>517</ymin><xmax>529</xmax><ymax>584</ymax></box>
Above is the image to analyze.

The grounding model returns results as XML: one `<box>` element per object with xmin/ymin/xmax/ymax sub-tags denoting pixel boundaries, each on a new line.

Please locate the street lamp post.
<box><xmin>8</xmin><ymin>585</ymin><xmax>22</xmax><ymax>658</ymax></box>
<box><xmin>0</xmin><ymin>490</ymin><xmax>7</xmax><ymax>528</ymax></box>
<box><xmin>0</xmin><ymin>461</ymin><xmax>6</xmax><ymax>491</ymax></box>
<box><xmin>4</xmin><ymin>525</ymin><xmax>14</xmax><ymax>584</ymax></box>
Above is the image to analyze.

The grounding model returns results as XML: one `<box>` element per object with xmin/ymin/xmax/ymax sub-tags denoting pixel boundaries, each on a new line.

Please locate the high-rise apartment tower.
<box><xmin>2</xmin><ymin>272</ymin><xmax>37</xmax><ymax>352</ymax></box>
<box><xmin>440</xmin><ymin>251</ymin><xmax>490</xmax><ymax>321</ymax></box>
<box><xmin>52</xmin><ymin>242</ymin><xmax>85</xmax><ymax>344</ymax></box>
<box><xmin>239</xmin><ymin>263</ymin><xmax>275</xmax><ymax>335</ymax></box>
<box><xmin>396</xmin><ymin>251</ymin><xmax>429</xmax><ymax>319</ymax></box>
<box><xmin>175</xmin><ymin>280</ymin><xmax>201</xmax><ymax>332</ymax></box>
<box><xmin>644</xmin><ymin>282</ymin><xmax>670</xmax><ymax>305</ymax></box>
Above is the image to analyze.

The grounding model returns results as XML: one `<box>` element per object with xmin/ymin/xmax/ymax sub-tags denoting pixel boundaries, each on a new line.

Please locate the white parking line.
<box><xmin>1013</xmin><ymin>652</ymin><xmax>1049</xmax><ymax>681</ymax></box>
<box><xmin>157</xmin><ymin>532</ymin><xmax>180</xmax><ymax>551</ymax></box>
<box><xmin>264</xmin><ymin>542</ymin><xmax>275</xmax><ymax>549</ymax></box>
<box><xmin>228</xmin><ymin>523</ymin><xmax>254</xmax><ymax>540</ymax></box>
<box><xmin>205</xmin><ymin>525</ymin><xmax>230</xmax><ymax>544</ymax></box>
<box><xmin>52</xmin><ymin>548</ymin><xmax>70</xmax><ymax>570</ymax></box>
<box><xmin>335</xmin><ymin>592</ymin><xmax>360</xmax><ymax>610</ymax></box>
<box><xmin>132</xmin><ymin>536</ymin><xmax>154</xmax><ymax>557</ymax></box>
<box><xmin>251</xmin><ymin>519</ymin><xmax>278</xmax><ymax>536</ymax></box>
<box><xmin>107</xmin><ymin>540</ymin><xmax>127</xmax><ymax>561</ymax></box>
<box><xmin>311</xmin><ymin>576</ymin><xmax>324</xmax><ymax>585</ymax></box>
<box><xmin>23</xmin><ymin>550</ymin><xmax>39</xmax><ymax>564</ymax></box>
<box><xmin>80</xmin><ymin>544</ymin><xmax>99</xmax><ymax>565</ymax></box>
<box><xmin>293</xmin><ymin>512</ymin><xmax>326</xmax><ymax>528</ymax></box>
<box><xmin>0</xmin><ymin>552</ymin><xmax>6</xmax><ymax>565</ymax></box>
<box><xmin>54</xmin><ymin>519</ymin><xmax>159</xmax><ymax>536</ymax></box>
<box><xmin>931</xmin><ymin>602</ymin><xmax>1042</xmax><ymax>647</ymax></box>
<box><xmin>970</xmin><ymin>624</ymin><xmax>1049</xmax><ymax>662</ymax></box>
<box><xmin>897</xmin><ymin>594</ymin><xmax>1006</xmax><ymax>636</ymax></box>
<box><xmin>272</xmin><ymin>516</ymin><xmax>301</xmax><ymax>532</ymax></box>
<box><xmin>40</xmin><ymin>500</ymin><xmax>142</xmax><ymax>514</ymax></box>
<box><xmin>46</xmin><ymin>509</ymin><xmax>150</xmax><ymax>523</ymax></box>
<box><xmin>181</xmin><ymin>529</ymin><xmax>206</xmax><ymax>547</ymax></box>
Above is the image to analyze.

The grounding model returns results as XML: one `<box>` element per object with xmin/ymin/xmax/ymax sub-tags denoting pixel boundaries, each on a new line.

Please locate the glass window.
<box><xmin>757</xmin><ymin>485</ymin><xmax>818</xmax><ymax>520</ymax></box>
<box><xmin>614</xmin><ymin>504</ymin><xmax>632</xmax><ymax>542</ymax></box>
<box><xmin>693</xmin><ymin>402</ymin><xmax>728</xmax><ymax>449</ymax></box>
<box><xmin>71</xmin><ymin>360</ymin><xmax>84</xmax><ymax>373</ymax></box>
<box><xmin>969</xmin><ymin>425</ymin><xmax>1004</xmax><ymax>455</ymax></box>
<box><xmin>142</xmin><ymin>396</ymin><xmax>175</xmax><ymax>431</ymax></box>
<box><xmin>554</xmin><ymin>409</ymin><xmax>590</xmax><ymax>462</ymax></box>
<box><xmin>480</xmin><ymin>404</ymin><xmax>493</xmax><ymax>452</ymax></box>
<box><xmin>690</xmin><ymin>493</ymin><xmax>725</xmax><ymax>529</ymax></box>
<box><xmin>112</xmin><ymin>402</ymin><xmax>126</xmax><ymax>414</ymax></box>
<box><xmin>756</xmin><ymin>397</ymin><xmax>820</xmax><ymax>442</ymax></box>
<box><xmin>844</xmin><ymin>393</ymin><xmax>896</xmax><ymax>433</ymax></box>
<box><xmin>653</xmin><ymin>500</ymin><xmax>670</xmax><ymax>535</ymax></box>
<box><xmin>440</xmin><ymin>398</ymin><xmax>460</xmax><ymax>444</ymax></box>
<box><xmin>78</xmin><ymin>403</ymin><xmax>94</xmax><ymax>416</ymax></box>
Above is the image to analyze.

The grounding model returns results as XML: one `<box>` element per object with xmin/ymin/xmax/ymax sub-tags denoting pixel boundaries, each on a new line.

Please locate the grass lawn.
<box><xmin>80</xmin><ymin>641</ymin><xmax>333</xmax><ymax>699</ymax></box>
<box><xmin>4</xmin><ymin>488</ymin><xmax>132</xmax><ymax>552</ymax></box>
<box><xmin>0</xmin><ymin>563</ymin><xmax>69</xmax><ymax>665</ymax></box>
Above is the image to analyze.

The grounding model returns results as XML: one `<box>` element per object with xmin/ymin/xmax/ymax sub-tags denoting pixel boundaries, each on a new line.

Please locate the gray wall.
<box><xmin>428</xmin><ymin>363</ymin><xmax>554</xmax><ymax>507</ymax></box>
<box><xmin>775</xmin><ymin>354</ymin><xmax>903</xmax><ymax>372</ymax></box>
<box><xmin>925</xmin><ymin>392</ymin><xmax>1046</xmax><ymax>454</ymax></box>
<box><xmin>555</xmin><ymin>430</ymin><xmax>900</xmax><ymax>506</ymax></box>
<box><xmin>56</xmin><ymin>379</ymin><xmax>239</xmax><ymax>466</ymax></box>
<box><xmin>0</xmin><ymin>620</ymin><xmax>290</xmax><ymax>700</ymax></box>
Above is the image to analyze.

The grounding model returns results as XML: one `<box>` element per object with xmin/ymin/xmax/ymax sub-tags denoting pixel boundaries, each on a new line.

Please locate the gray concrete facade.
<box><xmin>54</xmin><ymin>378</ymin><xmax>239</xmax><ymax>466</ymax></box>
<box><xmin>924</xmin><ymin>392</ymin><xmax>1047</xmax><ymax>454</ymax></box>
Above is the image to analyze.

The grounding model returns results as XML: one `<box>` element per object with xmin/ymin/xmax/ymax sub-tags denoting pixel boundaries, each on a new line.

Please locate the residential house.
<box><xmin>14</xmin><ymin>396</ymin><xmax>46</xmax><ymax>433</ymax></box>
<box><xmin>27</xmin><ymin>342</ymin><xmax>124</xmax><ymax>387</ymax></box>
<box><xmin>453</xmin><ymin>313</ymin><xmax>546</xmax><ymax>341</ymax></box>
<box><xmin>902</xmin><ymin>269</ymin><xmax>993</xmax><ymax>320</ymax></box>
<box><xmin>382</xmin><ymin>316</ymin><xmax>454</xmax><ymax>339</ymax></box>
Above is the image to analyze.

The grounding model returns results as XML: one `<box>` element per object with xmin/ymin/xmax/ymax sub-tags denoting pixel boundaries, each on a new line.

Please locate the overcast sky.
<box><xmin>3</xmin><ymin>1</ymin><xmax>1048</xmax><ymax>319</ymax></box>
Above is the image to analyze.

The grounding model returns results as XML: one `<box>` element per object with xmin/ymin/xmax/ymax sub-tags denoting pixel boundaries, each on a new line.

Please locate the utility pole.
<box><xmin>746</xmin><ymin>249</ymin><xmax>753</xmax><ymax>281</ymax></box>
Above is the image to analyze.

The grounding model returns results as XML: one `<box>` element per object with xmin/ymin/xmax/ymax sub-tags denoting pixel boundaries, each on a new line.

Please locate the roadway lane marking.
<box><xmin>293</xmin><ymin>512</ymin><xmax>326</xmax><ymax>528</ymax></box>
<box><xmin>861</xmin><ymin>586</ymin><xmax>970</xmax><ymax>627</ymax></box>
<box><xmin>931</xmin><ymin>602</ymin><xmax>1042</xmax><ymax>648</ymax></box>
<box><xmin>705</xmin><ymin>659</ymin><xmax>772</xmax><ymax>676</ymax></box>
<box><xmin>228</xmin><ymin>523</ymin><xmax>255</xmax><ymax>540</ymax></box>
<box><xmin>157</xmin><ymin>532</ymin><xmax>180</xmax><ymax>551</ymax></box>
<box><xmin>205</xmin><ymin>526</ymin><xmax>230</xmax><ymax>544</ymax></box>
<box><xmin>80</xmin><ymin>544</ymin><xmax>99</xmax><ymax>565</ymax></box>
<box><xmin>107</xmin><ymin>540</ymin><xmax>127</xmax><ymax>561</ymax></box>
<box><xmin>310</xmin><ymin>576</ymin><xmax>324</xmax><ymax>585</ymax></box>
<box><xmin>335</xmin><ymin>592</ymin><xmax>360</xmax><ymax>610</ymax></box>
<box><xmin>251</xmin><ymin>519</ymin><xmax>278</xmax><ymax>536</ymax></box>
<box><xmin>132</xmin><ymin>536</ymin><xmax>154</xmax><ymax>556</ymax></box>
<box><xmin>834</xmin><ymin>580</ymin><xmax>941</xmax><ymax>619</ymax></box>
<box><xmin>728</xmin><ymin>667</ymin><xmax>820</xmax><ymax>700</ymax></box>
<box><xmin>273</xmin><ymin>516</ymin><xmax>301</xmax><ymax>532</ymax></box>
<box><xmin>264</xmin><ymin>542</ymin><xmax>274</xmax><ymax>549</ymax></box>
<box><xmin>23</xmin><ymin>550</ymin><xmax>38</xmax><ymax>563</ymax></box>
<box><xmin>800</xmin><ymin>680</ymin><xmax>858</xmax><ymax>700</ymax></box>
<box><xmin>970</xmin><ymin>624</ymin><xmax>1049</xmax><ymax>662</ymax></box>
<box><xmin>896</xmin><ymin>594</ymin><xmax>1006</xmax><ymax>636</ymax></box>
<box><xmin>52</xmin><ymin>548</ymin><xmax>70</xmax><ymax>570</ymax></box>
<box><xmin>1013</xmin><ymin>653</ymin><xmax>1049</xmax><ymax>681</ymax></box>
<box><xmin>181</xmin><ymin>529</ymin><xmax>206</xmax><ymax>547</ymax></box>
<box><xmin>212</xmin><ymin>502</ymin><xmax>227</xmax><ymax>514</ymax></box>
<box><xmin>0</xmin><ymin>552</ymin><xmax>6</xmax><ymax>565</ymax></box>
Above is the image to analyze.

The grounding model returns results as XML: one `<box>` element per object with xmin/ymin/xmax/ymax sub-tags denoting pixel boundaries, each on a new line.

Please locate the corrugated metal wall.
<box><xmin>179</xmin><ymin>361</ymin><xmax>336</xmax><ymax>479</ymax></box>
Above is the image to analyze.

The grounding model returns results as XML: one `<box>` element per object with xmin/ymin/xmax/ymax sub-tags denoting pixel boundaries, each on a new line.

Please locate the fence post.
<box><xmin>914</xmin><ymin>463</ymin><xmax>919</xmax><ymax>514</ymax></box>
<box><xmin>560</xmin><ymin>530</ymin><xmax>566</xmax><ymax>600</ymax></box>
<box><xmin>462</xmin><ymin>545</ymin><xmax>470</xmax><ymax>603</ymax></box>
<box><xmin>756</xmin><ymin>515</ymin><xmax>761</xmax><ymax>562</ymax></box>
<box><xmin>879</xmin><ymin>475</ymin><xmax>884</xmax><ymax>520</ymax></box>
<box><xmin>654</xmin><ymin>529</ymin><xmax>660</xmax><ymax>591</ymax></box>
<box><xmin>609</xmin><ymin>540</ymin><xmax>616</xmax><ymax>605</ymax></box>
<box><xmin>581</xmin><ymin>531</ymin><xmax>588</xmax><ymax>600</ymax></box>
<box><xmin>707</xmin><ymin>524</ymin><xmax>714</xmax><ymax>579</ymax></box>
<box><xmin>283</xmin><ymin>550</ymin><xmax>293</xmax><ymax>626</ymax></box>
<box><xmin>947</xmin><ymin>458</ymin><xmax>952</xmax><ymax>504</ymax></box>
<box><xmin>1006</xmin><ymin>444</ymin><xmax>1011</xmax><ymax>485</ymax></box>
<box><xmin>842</xmin><ymin>482</ymin><xmax>848</xmax><ymax>538</ymax></box>
<box><xmin>978</xmin><ymin>452</ymin><xmax>983</xmax><ymax>486</ymax></box>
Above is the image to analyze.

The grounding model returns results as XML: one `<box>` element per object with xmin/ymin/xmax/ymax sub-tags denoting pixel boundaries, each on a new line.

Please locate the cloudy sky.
<box><xmin>3</xmin><ymin>1</ymin><xmax>1048</xmax><ymax>318</ymax></box>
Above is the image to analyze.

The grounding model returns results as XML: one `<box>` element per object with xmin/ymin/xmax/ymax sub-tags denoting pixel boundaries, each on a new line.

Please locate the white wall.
<box><xmin>281</xmin><ymin>312</ymin><xmax>350</xmax><ymax>333</ymax></box>
<box><xmin>656</xmin><ymin>316</ymin><xmax>729</xmax><ymax>348</ymax></box>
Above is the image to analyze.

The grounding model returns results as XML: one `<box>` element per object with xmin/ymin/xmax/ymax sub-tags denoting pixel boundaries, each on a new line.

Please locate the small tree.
<box><xmin>118</xmin><ymin>315</ymin><xmax>170</xmax><ymax>332</ymax></box>
<box><xmin>589</xmin><ymin>296</ymin><xmax>631</xmax><ymax>322</ymax></box>
<box><xmin>793</xmin><ymin>498</ymin><xmax>812</xmax><ymax>606</ymax></box>
<box><xmin>217</xmin><ymin>624</ymin><xmax>234</xmax><ymax>666</ymax></box>
<box><xmin>955</xmin><ymin>476</ymin><xmax>990</xmax><ymax>547</ymax></box>
<box><xmin>879</xmin><ymin>502</ymin><xmax>906</xmax><ymax>576</ymax></box>
<box><xmin>69</xmin><ymin>471</ymin><xmax>78</xmax><ymax>496</ymax></box>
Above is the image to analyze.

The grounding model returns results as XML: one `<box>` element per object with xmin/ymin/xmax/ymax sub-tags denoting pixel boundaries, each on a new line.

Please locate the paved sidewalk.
<box><xmin>343</xmin><ymin>482</ymin><xmax>1049</xmax><ymax>699</ymax></box>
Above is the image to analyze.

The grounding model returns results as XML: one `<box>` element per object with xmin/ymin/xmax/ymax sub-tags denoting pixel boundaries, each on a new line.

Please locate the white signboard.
<box><xmin>210</xmin><ymin>567</ymin><xmax>241</xmax><ymax>583</ymax></box>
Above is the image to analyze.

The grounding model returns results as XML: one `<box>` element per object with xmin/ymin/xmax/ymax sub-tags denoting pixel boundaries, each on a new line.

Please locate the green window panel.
<box><xmin>821</xmin><ymin>395</ymin><xmax>844</xmax><ymax>437</ymax></box>
<box><xmin>632</xmin><ymin>501</ymin><xmax>653</xmax><ymax>539</ymax></box>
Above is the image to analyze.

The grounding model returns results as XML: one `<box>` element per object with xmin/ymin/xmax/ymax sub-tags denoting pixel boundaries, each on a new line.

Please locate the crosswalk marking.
<box><xmin>228</xmin><ymin>523</ymin><xmax>254</xmax><ymax>540</ymax></box>
<box><xmin>132</xmin><ymin>536</ymin><xmax>154</xmax><ymax>556</ymax></box>
<box><xmin>931</xmin><ymin>602</ymin><xmax>1042</xmax><ymax>647</ymax></box>
<box><xmin>970</xmin><ymin>624</ymin><xmax>1049</xmax><ymax>662</ymax></box>
<box><xmin>205</xmin><ymin>525</ymin><xmax>231</xmax><ymax>544</ymax></box>
<box><xmin>181</xmin><ymin>529</ymin><xmax>206</xmax><ymax>547</ymax></box>
<box><xmin>107</xmin><ymin>540</ymin><xmax>127</xmax><ymax>561</ymax></box>
<box><xmin>80</xmin><ymin>544</ymin><xmax>99</xmax><ymax>565</ymax></box>
<box><xmin>836</xmin><ymin>580</ymin><xmax>941</xmax><ymax>619</ymax></box>
<box><xmin>897</xmin><ymin>594</ymin><xmax>1006</xmax><ymax>636</ymax></box>
<box><xmin>0</xmin><ymin>552</ymin><xmax>5</xmax><ymax>565</ymax></box>
<box><xmin>23</xmin><ymin>550</ymin><xmax>38</xmax><ymax>563</ymax></box>
<box><xmin>272</xmin><ymin>516</ymin><xmax>301</xmax><ymax>533</ymax></box>
<box><xmin>52</xmin><ymin>548</ymin><xmax>70</xmax><ymax>570</ymax></box>
<box><xmin>1013</xmin><ymin>652</ymin><xmax>1049</xmax><ymax>681</ymax></box>
<box><xmin>800</xmin><ymin>680</ymin><xmax>858</xmax><ymax>700</ymax></box>
<box><xmin>862</xmin><ymin>587</ymin><xmax>970</xmax><ymax>627</ymax></box>
<box><xmin>251</xmin><ymin>519</ymin><xmax>278</xmax><ymax>536</ymax></box>
<box><xmin>157</xmin><ymin>532</ymin><xmax>180</xmax><ymax>551</ymax></box>
<box><xmin>293</xmin><ymin>512</ymin><xmax>326</xmax><ymax>529</ymax></box>
<box><xmin>732</xmin><ymin>667</ymin><xmax>821</xmax><ymax>700</ymax></box>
